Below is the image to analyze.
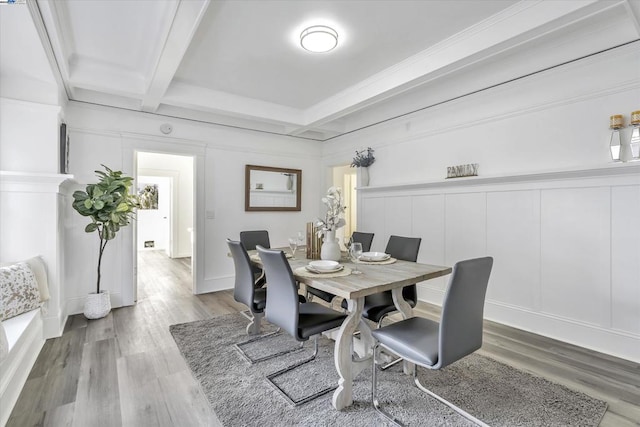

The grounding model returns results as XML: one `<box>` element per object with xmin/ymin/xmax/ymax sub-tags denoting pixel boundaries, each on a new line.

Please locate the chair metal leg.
<box><xmin>372</xmin><ymin>343</ymin><xmax>405</xmax><ymax>426</ymax></box>
<box><xmin>372</xmin><ymin>343</ymin><xmax>490</xmax><ymax>427</ymax></box>
<box><xmin>266</xmin><ymin>336</ymin><xmax>337</xmax><ymax>406</ymax></box>
<box><xmin>244</xmin><ymin>310</ymin><xmax>265</xmax><ymax>335</ymax></box>
<box><xmin>380</xmin><ymin>356</ymin><xmax>403</xmax><ymax>370</ymax></box>
<box><xmin>413</xmin><ymin>369</ymin><xmax>490</xmax><ymax>427</ymax></box>
<box><xmin>235</xmin><ymin>329</ymin><xmax>304</xmax><ymax>364</ymax></box>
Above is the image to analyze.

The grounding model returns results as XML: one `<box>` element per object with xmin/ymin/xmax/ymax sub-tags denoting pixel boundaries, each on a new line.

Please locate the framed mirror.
<box><xmin>245</xmin><ymin>165</ymin><xmax>302</xmax><ymax>211</ymax></box>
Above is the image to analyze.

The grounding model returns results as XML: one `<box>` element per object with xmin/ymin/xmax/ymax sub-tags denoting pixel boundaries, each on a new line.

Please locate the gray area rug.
<box><xmin>170</xmin><ymin>313</ymin><xmax>607</xmax><ymax>426</ymax></box>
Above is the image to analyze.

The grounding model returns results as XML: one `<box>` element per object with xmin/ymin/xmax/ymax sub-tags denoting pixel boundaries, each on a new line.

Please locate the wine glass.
<box><xmin>350</xmin><ymin>242</ymin><xmax>363</xmax><ymax>275</ymax></box>
<box><xmin>288</xmin><ymin>237</ymin><xmax>298</xmax><ymax>258</ymax></box>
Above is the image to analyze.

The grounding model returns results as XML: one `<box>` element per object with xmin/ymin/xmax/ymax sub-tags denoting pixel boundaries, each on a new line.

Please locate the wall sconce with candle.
<box><xmin>609</xmin><ymin>114</ymin><xmax>624</xmax><ymax>162</ymax></box>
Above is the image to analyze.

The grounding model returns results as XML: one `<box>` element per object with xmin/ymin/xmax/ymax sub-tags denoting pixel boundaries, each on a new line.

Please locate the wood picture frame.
<box><xmin>245</xmin><ymin>165</ymin><xmax>302</xmax><ymax>211</ymax></box>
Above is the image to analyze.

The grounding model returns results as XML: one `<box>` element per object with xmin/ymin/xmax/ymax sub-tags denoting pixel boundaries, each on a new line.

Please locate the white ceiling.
<box><xmin>4</xmin><ymin>0</ymin><xmax>640</xmax><ymax>140</ymax></box>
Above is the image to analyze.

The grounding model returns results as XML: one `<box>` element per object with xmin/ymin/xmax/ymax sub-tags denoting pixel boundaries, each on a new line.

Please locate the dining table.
<box><xmin>249</xmin><ymin>247</ymin><xmax>452</xmax><ymax>410</ymax></box>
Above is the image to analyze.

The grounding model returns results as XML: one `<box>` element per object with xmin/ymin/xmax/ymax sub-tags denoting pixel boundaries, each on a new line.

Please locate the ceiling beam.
<box><xmin>141</xmin><ymin>0</ymin><xmax>210</xmax><ymax>113</ymax></box>
<box><xmin>163</xmin><ymin>82</ymin><xmax>306</xmax><ymax>126</ymax></box>
<box><xmin>294</xmin><ymin>0</ymin><xmax>619</xmax><ymax>134</ymax></box>
<box><xmin>27</xmin><ymin>0</ymin><xmax>74</xmax><ymax>100</ymax></box>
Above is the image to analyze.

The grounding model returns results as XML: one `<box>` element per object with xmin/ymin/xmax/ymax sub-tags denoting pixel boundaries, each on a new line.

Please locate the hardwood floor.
<box><xmin>6</xmin><ymin>250</ymin><xmax>640</xmax><ymax>426</ymax></box>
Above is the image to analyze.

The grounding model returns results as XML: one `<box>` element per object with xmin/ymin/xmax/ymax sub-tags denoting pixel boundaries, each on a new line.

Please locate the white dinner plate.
<box><xmin>305</xmin><ymin>265</ymin><xmax>344</xmax><ymax>274</ymax></box>
<box><xmin>360</xmin><ymin>252</ymin><xmax>390</xmax><ymax>262</ymax></box>
<box><xmin>308</xmin><ymin>260</ymin><xmax>340</xmax><ymax>271</ymax></box>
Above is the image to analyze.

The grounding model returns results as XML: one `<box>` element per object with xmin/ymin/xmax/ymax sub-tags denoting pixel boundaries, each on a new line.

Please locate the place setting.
<box><xmin>294</xmin><ymin>260</ymin><xmax>352</xmax><ymax>278</ymax></box>
<box><xmin>357</xmin><ymin>251</ymin><xmax>397</xmax><ymax>265</ymax></box>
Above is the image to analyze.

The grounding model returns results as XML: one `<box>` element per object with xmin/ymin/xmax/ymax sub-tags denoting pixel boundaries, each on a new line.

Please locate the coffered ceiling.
<box><xmin>5</xmin><ymin>0</ymin><xmax>640</xmax><ymax>140</ymax></box>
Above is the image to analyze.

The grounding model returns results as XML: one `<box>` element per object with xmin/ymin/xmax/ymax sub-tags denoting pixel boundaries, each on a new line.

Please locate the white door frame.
<box><xmin>122</xmin><ymin>137</ymin><xmax>206</xmax><ymax>304</ymax></box>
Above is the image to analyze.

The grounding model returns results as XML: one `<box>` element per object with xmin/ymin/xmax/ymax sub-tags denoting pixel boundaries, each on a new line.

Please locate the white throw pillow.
<box><xmin>0</xmin><ymin>262</ymin><xmax>42</xmax><ymax>321</ymax></box>
<box><xmin>0</xmin><ymin>256</ymin><xmax>49</xmax><ymax>302</ymax></box>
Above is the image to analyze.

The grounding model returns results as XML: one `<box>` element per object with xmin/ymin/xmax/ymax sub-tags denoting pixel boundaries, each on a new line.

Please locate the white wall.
<box><xmin>323</xmin><ymin>44</ymin><xmax>640</xmax><ymax>183</ymax></box>
<box><xmin>0</xmin><ymin>99</ymin><xmax>60</xmax><ymax>173</ymax></box>
<box><xmin>62</xmin><ymin>102</ymin><xmax>322</xmax><ymax>313</ymax></box>
<box><xmin>323</xmin><ymin>43</ymin><xmax>640</xmax><ymax>362</ymax></box>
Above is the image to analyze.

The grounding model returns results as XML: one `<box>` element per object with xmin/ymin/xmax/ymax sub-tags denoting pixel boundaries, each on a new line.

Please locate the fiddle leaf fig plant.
<box><xmin>72</xmin><ymin>165</ymin><xmax>138</xmax><ymax>294</ymax></box>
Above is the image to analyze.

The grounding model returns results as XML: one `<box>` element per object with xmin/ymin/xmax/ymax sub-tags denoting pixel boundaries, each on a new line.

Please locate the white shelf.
<box><xmin>0</xmin><ymin>170</ymin><xmax>75</xmax><ymax>193</ymax></box>
<box><xmin>357</xmin><ymin>162</ymin><xmax>640</xmax><ymax>192</ymax></box>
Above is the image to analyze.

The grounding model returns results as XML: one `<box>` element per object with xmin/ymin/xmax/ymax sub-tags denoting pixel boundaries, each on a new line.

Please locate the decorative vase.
<box><xmin>359</xmin><ymin>167</ymin><xmax>370</xmax><ymax>187</ymax></box>
<box><xmin>84</xmin><ymin>290</ymin><xmax>111</xmax><ymax>319</ymax></box>
<box><xmin>321</xmin><ymin>230</ymin><xmax>342</xmax><ymax>261</ymax></box>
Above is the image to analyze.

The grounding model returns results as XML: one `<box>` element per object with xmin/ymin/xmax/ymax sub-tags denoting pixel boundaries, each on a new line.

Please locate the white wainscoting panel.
<box><xmin>384</xmin><ymin>196</ymin><xmax>413</xmax><ymax>245</ymax></box>
<box><xmin>486</xmin><ymin>190</ymin><xmax>541</xmax><ymax>311</ymax></box>
<box><xmin>444</xmin><ymin>192</ymin><xmax>487</xmax><ymax>264</ymax></box>
<box><xmin>358</xmin><ymin>169</ymin><xmax>640</xmax><ymax>362</ymax></box>
<box><xmin>611</xmin><ymin>185</ymin><xmax>640</xmax><ymax>334</ymax></box>
<box><xmin>412</xmin><ymin>195</ymin><xmax>446</xmax><ymax>293</ymax></box>
<box><xmin>359</xmin><ymin>197</ymin><xmax>386</xmax><ymax>252</ymax></box>
<box><xmin>540</xmin><ymin>187</ymin><xmax>611</xmax><ymax>327</ymax></box>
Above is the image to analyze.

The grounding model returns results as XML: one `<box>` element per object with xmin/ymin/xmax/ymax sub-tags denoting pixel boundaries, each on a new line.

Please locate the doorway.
<box><xmin>332</xmin><ymin>165</ymin><xmax>357</xmax><ymax>248</ymax></box>
<box><xmin>136</xmin><ymin>151</ymin><xmax>194</xmax><ymax>300</ymax></box>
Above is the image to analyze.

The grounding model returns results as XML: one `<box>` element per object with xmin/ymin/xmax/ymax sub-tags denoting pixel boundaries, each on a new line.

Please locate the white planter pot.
<box><xmin>321</xmin><ymin>230</ymin><xmax>342</xmax><ymax>261</ymax></box>
<box><xmin>84</xmin><ymin>291</ymin><xmax>111</xmax><ymax>319</ymax></box>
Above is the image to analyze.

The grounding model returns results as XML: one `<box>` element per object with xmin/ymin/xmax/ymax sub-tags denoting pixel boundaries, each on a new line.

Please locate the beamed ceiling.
<box><xmin>7</xmin><ymin>0</ymin><xmax>640</xmax><ymax>140</ymax></box>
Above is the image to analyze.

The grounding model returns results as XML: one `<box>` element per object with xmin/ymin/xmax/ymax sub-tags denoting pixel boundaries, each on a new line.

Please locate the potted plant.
<box><xmin>351</xmin><ymin>147</ymin><xmax>375</xmax><ymax>186</ymax></box>
<box><xmin>72</xmin><ymin>165</ymin><xmax>138</xmax><ymax>319</ymax></box>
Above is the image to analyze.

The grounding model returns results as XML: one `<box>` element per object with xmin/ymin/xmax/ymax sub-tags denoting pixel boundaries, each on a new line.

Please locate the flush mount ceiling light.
<box><xmin>300</xmin><ymin>25</ymin><xmax>338</xmax><ymax>53</ymax></box>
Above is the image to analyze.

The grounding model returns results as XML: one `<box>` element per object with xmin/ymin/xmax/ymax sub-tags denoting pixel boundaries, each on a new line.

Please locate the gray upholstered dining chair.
<box><xmin>351</xmin><ymin>231</ymin><xmax>375</xmax><ymax>252</ymax></box>
<box><xmin>227</xmin><ymin>239</ymin><xmax>302</xmax><ymax>364</ymax></box>
<box><xmin>239</xmin><ymin>230</ymin><xmax>271</xmax><ymax>250</ymax></box>
<box><xmin>227</xmin><ymin>238</ymin><xmax>266</xmax><ymax>336</ymax></box>
<box><xmin>257</xmin><ymin>245</ymin><xmax>347</xmax><ymax>406</ymax></box>
<box><xmin>371</xmin><ymin>256</ymin><xmax>494</xmax><ymax>426</ymax></box>
<box><xmin>307</xmin><ymin>231</ymin><xmax>375</xmax><ymax>303</ymax></box>
<box><xmin>341</xmin><ymin>235</ymin><xmax>421</xmax><ymax>325</ymax></box>
<box><xmin>239</xmin><ymin>230</ymin><xmax>270</xmax><ymax>286</ymax></box>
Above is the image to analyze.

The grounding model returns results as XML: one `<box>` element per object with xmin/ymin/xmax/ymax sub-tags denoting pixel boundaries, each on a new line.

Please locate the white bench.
<box><xmin>0</xmin><ymin>309</ymin><xmax>45</xmax><ymax>426</ymax></box>
<box><xmin>0</xmin><ymin>256</ymin><xmax>49</xmax><ymax>427</ymax></box>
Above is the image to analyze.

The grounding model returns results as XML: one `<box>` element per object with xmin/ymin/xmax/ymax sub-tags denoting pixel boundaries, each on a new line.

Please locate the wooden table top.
<box><xmin>249</xmin><ymin>249</ymin><xmax>452</xmax><ymax>300</ymax></box>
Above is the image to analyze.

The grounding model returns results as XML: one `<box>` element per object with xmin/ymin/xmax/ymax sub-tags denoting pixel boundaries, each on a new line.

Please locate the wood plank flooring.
<box><xmin>6</xmin><ymin>250</ymin><xmax>639</xmax><ymax>426</ymax></box>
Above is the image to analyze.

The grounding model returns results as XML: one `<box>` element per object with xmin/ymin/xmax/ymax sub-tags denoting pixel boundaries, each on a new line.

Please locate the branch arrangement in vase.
<box><xmin>316</xmin><ymin>186</ymin><xmax>346</xmax><ymax>236</ymax></box>
<box><xmin>350</xmin><ymin>147</ymin><xmax>375</xmax><ymax>167</ymax></box>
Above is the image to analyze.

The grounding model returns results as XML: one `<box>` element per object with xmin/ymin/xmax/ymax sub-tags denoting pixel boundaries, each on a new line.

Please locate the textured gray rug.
<box><xmin>170</xmin><ymin>313</ymin><xmax>607</xmax><ymax>426</ymax></box>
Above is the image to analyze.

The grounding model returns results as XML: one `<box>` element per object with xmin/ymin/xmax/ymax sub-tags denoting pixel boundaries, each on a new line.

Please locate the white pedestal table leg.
<box><xmin>332</xmin><ymin>297</ymin><xmax>369</xmax><ymax>410</ymax></box>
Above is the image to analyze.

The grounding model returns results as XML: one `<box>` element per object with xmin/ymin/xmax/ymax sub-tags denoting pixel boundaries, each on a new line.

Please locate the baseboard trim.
<box><xmin>198</xmin><ymin>275</ymin><xmax>233</xmax><ymax>294</ymax></box>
